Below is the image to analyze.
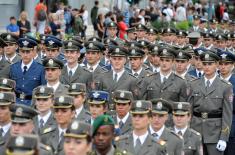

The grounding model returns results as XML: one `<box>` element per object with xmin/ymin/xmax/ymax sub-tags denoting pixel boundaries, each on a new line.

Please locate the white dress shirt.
<box><xmin>133</xmin><ymin>131</ymin><xmax>148</xmax><ymax>146</ymax></box>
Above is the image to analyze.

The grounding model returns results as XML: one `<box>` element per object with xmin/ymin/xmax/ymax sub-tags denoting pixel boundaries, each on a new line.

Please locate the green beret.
<box><xmin>92</xmin><ymin>115</ymin><xmax>115</xmax><ymax>136</ymax></box>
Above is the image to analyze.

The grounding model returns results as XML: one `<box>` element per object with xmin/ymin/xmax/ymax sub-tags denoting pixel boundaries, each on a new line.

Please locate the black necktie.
<box><xmin>119</xmin><ymin>121</ymin><xmax>124</xmax><ymax>129</ymax></box>
<box><xmin>114</xmin><ymin>73</ymin><xmax>118</xmax><ymax>82</ymax></box>
<box><xmin>206</xmin><ymin>80</ymin><xmax>210</xmax><ymax>91</ymax></box>
<box><xmin>152</xmin><ymin>133</ymin><xmax>158</xmax><ymax>140</ymax></box>
<box><xmin>23</xmin><ymin>66</ymin><xmax>27</xmax><ymax>74</ymax></box>
<box><xmin>39</xmin><ymin>119</ymin><xmax>44</xmax><ymax>128</ymax></box>
<box><xmin>178</xmin><ymin>131</ymin><xmax>183</xmax><ymax>136</ymax></box>
<box><xmin>198</xmin><ymin>72</ymin><xmax>202</xmax><ymax>78</ymax></box>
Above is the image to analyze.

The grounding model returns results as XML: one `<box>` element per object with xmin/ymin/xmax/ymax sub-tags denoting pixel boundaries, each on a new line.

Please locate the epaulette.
<box><xmin>190</xmin><ymin>77</ymin><xmax>200</xmax><ymax>82</ymax></box>
<box><xmin>146</xmin><ymin>72</ymin><xmax>157</xmax><ymax>77</ymax></box>
<box><xmin>82</xmin><ymin>66</ymin><xmax>91</xmax><ymax>72</ymax></box>
<box><xmin>190</xmin><ymin>128</ymin><xmax>201</xmax><ymax>136</ymax></box>
<box><xmin>40</xmin><ymin>143</ymin><xmax>52</xmax><ymax>151</ymax></box>
<box><xmin>115</xmin><ymin>148</ymin><xmax>129</xmax><ymax>155</ymax></box>
<box><xmin>43</xmin><ymin>126</ymin><xmax>56</xmax><ymax>134</ymax></box>
<box><xmin>100</xmin><ymin>65</ymin><xmax>109</xmax><ymax>72</ymax></box>
<box><xmin>157</xmin><ymin>139</ymin><xmax>167</xmax><ymax>146</ymax></box>
<box><xmin>128</xmin><ymin>73</ymin><xmax>137</xmax><ymax>78</ymax></box>
<box><xmin>170</xmin><ymin>130</ymin><xmax>183</xmax><ymax>140</ymax></box>
<box><xmin>221</xmin><ymin>79</ymin><xmax>232</xmax><ymax>85</ymax></box>
<box><xmin>114</xmin><ymin>134</ymin><xmax>129</xmax><ymax>142</ymax></box>
<box><xmin>174</xmin><ymin>73</ymin><xmax>184</xmax><ymax>80</ymax></box>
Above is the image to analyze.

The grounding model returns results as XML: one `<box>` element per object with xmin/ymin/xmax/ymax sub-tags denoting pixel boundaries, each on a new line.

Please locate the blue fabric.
<box><xmin>6</xmin><ymin>24</ymin><xmax>19</xmax><ymax>32</ymax></box>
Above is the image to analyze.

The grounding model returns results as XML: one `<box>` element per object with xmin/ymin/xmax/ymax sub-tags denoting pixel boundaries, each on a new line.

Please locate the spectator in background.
<box><xmin>117</xmin><ymin>15</ymin><xmax>128</xmax><ymax>40</ymax></box>
<box><xmin>138</xmin><ymin>9</ymin><xmax>146</xmax><ymax>25</ymax></box>
<box><xmin>64</xmin><ymin>6</ymin><xmax>72</xmax><ymax>34</ymax></box>
<box><xmin>129</xmin><ymin>11</ymin><xmax>141</xmax><ymax>27</ymax></box>
<box><xmin>223</xmin><ymin>8</ymin><xmax>229</xmax><ymax>21</ymax></box>
<box><xmin>49</xmin><ymin>13</ymin><xmax>62</xmax><ymax>37</ymax></box>
<box><xmin>98</xmin><ymin>2</ymin><xmax>110</xmax><ymax>17</ymax></box>
<box><xmin>58</xmin><ymin>11</ymin><xmax>66</xmax><ymax>39</ymax></box>
<box><xmin>17</xmin><ymin>11</ymin><xmax>31</xmax><ymax>37</ymax></box>
<box><xmin>34</xmin><ymin>0</ymin><xmax>47</xmax><ymax>34</ymax></box>
<box><xmin>91</xmin><ymin>1</ymin><xmax>99</xmax><ymax>35</ymax></box>
<box><xmin>6</xmin><ymin>16</ymin><xmax>19</xmax><ymax>37</ymax></box>
<box><xmin>175</xmin><ymin>2</ymin><xmax>187</xmax><ymax>22</ymax></box>
<box><xmin>162</xmin><ymin>4</ymin><xmax>174</xmax><ymax>22</ymax></box>
<box><xmin>97</xmin><ymin>14</ymin><xmax>105</xmax><ymax>39</ymax></box>
<box><xmin>80</xmin><ymin>4</ymin><xmax>88</xmax><ymax>39</ymax></box>
<box><xmin>72</xmin><ymin>8</ymin><xmax>84</xmax><ymax>36</ymax></box>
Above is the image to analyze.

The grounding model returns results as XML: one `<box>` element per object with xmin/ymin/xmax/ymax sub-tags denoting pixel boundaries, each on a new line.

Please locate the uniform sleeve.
<box><xmin>175</xmin><ymin>138</ymin><xmax>184</xmax><ymax>155</ymax></box>
<box><xmin>220</xmin><ymin>84</ymin><xmax>233</xmax><ymax>141</ymax></box>
<box><xmin>40</xmin><ymin>67</ymin><xmax>47</xmax><ymax>85</ymax></box>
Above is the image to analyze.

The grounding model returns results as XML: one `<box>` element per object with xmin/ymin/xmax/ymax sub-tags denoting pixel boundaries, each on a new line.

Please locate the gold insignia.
<box><xmin>43</xmin><ymin>127</ymin><xmax>52</xmax><ymax>134</ymax></box>
<box><xmin>39</xmin><ymin>87</ymin><xmax>45</xmax><ymax>93</ymax></box>
<box><xmin>136</xmin><ymin>101</ymin><xmax>142</xmax><ymax>107</ymax></box>
<box><xmin>178</xmin><ymin>103</ymin><xmax>183</xmax><ymax>109</ymax></box>
<box><xmin>48</xmin><ymin>59</ymin><xmax>54</xmax><ymax>65</ymax></box>
<box><xmin>15</xmin><ymin>136</ymin><xmax>24</xmax><ymax>147</ymax></box>
<box><xmin>120</xmin><ymin>92</ymin><xmax>125</xmax><ymax>98</ymax></box>
<box><xmin>15</xmin><ymin>107</ymin><xmax>23</xmax><ymax>116</ymax></box>
<box><xmin>0</xmin><ymin>93</ymin><xmax>4</xmax><ymax>99</ymax></box>
<box><xmin>2</xmin><ymin>79</ymin><xmax>7</xmax><ymax>85</ymax></box>
<box><xmin>22</xmin><ymin>40</ymin><xmax>29</xmax><ymax>46</ymax></box>
<box><xmin>68</xmin><ymin>42</ymin><xmax>73</xmax><ymax>47</ymax></box>
<box><xmin>157</xmin><ymin>102</ymin><xmax>162</xmax><ymax>109</ymax></box>
<box><xmin>59</xmin><ymin>96</ymin><xmax>65</xmax><ymax>103</ymax></box>
<box><xmin>158</xmin><ymin>139</ymin><xmax>166</xmax><ymax>145</ymax></box>
<box><xmin>71</xmin><ymin>121</ymin><xmax>79</xmax><ymax>130</ymax></box>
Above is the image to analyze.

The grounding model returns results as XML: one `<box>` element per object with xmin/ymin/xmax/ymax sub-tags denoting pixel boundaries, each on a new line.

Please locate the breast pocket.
<box><xmin>192</xmin><ymin>92</ymin><xmax>202</xmax><ymax>103</ymax></box>
<box><xmin>147</xmin><ymin>85</ymin><xmax>159</xmax><ymax>99</ymax></box>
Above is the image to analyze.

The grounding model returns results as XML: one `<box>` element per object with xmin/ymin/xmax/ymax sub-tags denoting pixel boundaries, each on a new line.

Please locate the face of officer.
<box><xmin>73</xmin><ymin>94</ymin><xmax>86</xmax><ymax>109</ymax></box>
<box><xmin>45</xmin><ymin>68</ymin><xmax>61</xmax><ymax>82</ymax></box>
<box><xmin>127</xmin><ymin>32</ymin><xmax>136</xmax><ymax>41</ymax></box>
<box><xmin>64</xmin><ymin>137</ymin><xmax>91</xmax><ymax>155</ymax></box>
<box><xmin>175</xmin><ymin>60</ymin><xmax>189</xmax><ymax>74</ymax></box>
<box><xmin>110</xmin><ymin>56</ymin><xmax>126</xmax><ymax>72</ymax></box>
<box><xmin>107</xmin><ymin>27</ymin><xmax>117</xmax><ymax>38</ymax></box>
<box><xmin>115</xmin><ymin>102</ymin><xmax>131</xmax><ymax>119</ymax></box>
<box><xmin>64</xmin><ymin>50</ymin><xmax>80</xmax><ymax>65</ymax></box>
<box><xmin>89</xmin><ymin>104</ymin><xmax>106</xmax><ymax>120</ymax></box>
<box><xmin>160</xmin><ymin>57</ymin><xmax>174</xmax><ymax>73</ymax></box>
<box><xmin>202</xmin><ymin>61</ymin><xmax>218</xmax><ymax>78</ymax></box>
<box><xmin>218</xmin><ymin>61</ymin><xmax>234</xmax><ymax>77</ymax></box>
<box><xmin>54</xmin><ymin>108</ymin><xmax>75</xmax><ymax>128</ymax></box>
<box><xmin>194</xmin><ymin>57</ymin><xmax>203</xmax><ymax>70</ymax></box>
<box><xmin>45</xmin><ymin>48</ymin><xmax>59</xmax><ymax>59</ymax></box>
<box><xmin>20</xmin><ymin>49</ymin><xmax>34</xmax><ymax>65</ymax></box>
<box><xmin>148</xmin><ymin>54</ymin><xmax>160</xmax><ymax>67</ymax></box>
<box><xmin>11</xmin><ymin>121</ymin><xmax>34</xmax><ymax>136</ymax></box>
<box><xmin>85</xmin><ymin>51</ymin><xmax>101</xmax><ymax>66</ymax></box>
<box><xmin>147</xmin><ymin>33</ymin><xmax>157</xmax><ymax>43</ymax></box>
<box><xmin>0</xmin><ymin>105</ymin><xmax>11</xmax><ymax>125</ymax></box>
<box><xmin>93</xmin><ymin>125</ymin><xmax>114</xmax><ymax>153</ymax></box>
<box><xmin>132</xmin><ymin>114</ymin><xmax>150</xmax><ymax>132</ymax></box>
<box><xmin>136</xmin><ymin>30</ymin><xmax>145</xmax><ymax>39</ymax></box>
<box><xmin>150</xmin><ymin>113</ymin><xmax>168</xmax><ymax>131</ymax></box>
<box><xmin>130</xmin><ymin>57</ymin><xmax>143</xmax><ymax>71</ymax></box>
<box><xmin>173</xmin><ymin>114</ymin><xmax>191</xmax><ymax>129</ymax></box>
<box><xmin>4</xmin><ymin>43</ymin><xmax>17</xmax><ymax>56</ymax></box>
<box><xmin>35</xmin><ymin>98</ymin><xmax>53</xmax><ymax>115</ymax></box>
<box><xmin>204</xmin><ymin>38</ymin><xmax>213</xmax><ymax>47</ymax></box>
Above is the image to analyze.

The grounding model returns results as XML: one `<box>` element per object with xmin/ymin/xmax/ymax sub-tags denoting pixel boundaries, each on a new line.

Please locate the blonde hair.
<box><xmin>19</xmin><ymin>11</ymin><xmax>28</xmax><ymax>21</ymax></box>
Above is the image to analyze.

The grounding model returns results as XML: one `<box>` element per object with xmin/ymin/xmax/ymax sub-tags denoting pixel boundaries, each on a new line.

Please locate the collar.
<box><xmin>67</xmin><ymin>63</ymin><xmax>78</xmax><ymax>75</ymax></box>
<box><xmin>38</xmin><ymin>110</ymin><xmax>52</xmax><ymax>125</ymax></box>
<box><xmin>160</xmin><ymin>71</ymin><xmax>172</xmax><ymax>82</ymax></box>
<box><xmin>87</xmin><ymin>62</ymin><xmax>99</xmax><ymax>72</ymax></box>
<box><xmin>150</xmin><ymin>63</ymin><xmax>160</xmax><ymax>72</ymax></box>
<box><xmin>132</xmin><ymin>67</ymin><xmax>143</xmax><ymax>76</ymax></box>
<box><xmin>21</xmin><ymin>60</ymin><xmax>34</xmax><ymax>71</ymax></box>
<box><xmin>204</xmin><ymin>74</ymin><xmax>217</xmax><ymax>86</ymax></box>
<box><xmin>196</xmin><ymin>69</ymin><xmax>203</xmax><ymax>76</ymax></box>
<box><xmin>75</xmin><ymin>105</ymin><xmax>84</xmax><ymax>117</ymax></box>
<box><xmin>113</xmin><ymin>69</ymin><xmax>125</xmax><ymax>81</ymax></box>
<box><xmin>1</xmin><ymin>122</ymin><xmax>11</xmax><ymax>136</ymax></box>
<box><xmin>174</xmin><ymin>126</ymin><xmax>188</xmax><ymax>135</ymax></box>
<box><xmin>220</xmin><ymin>74</ymin><xmax>232</xmax><ymax>82</ymax></box>
<box><xmin>117</xmin><ymin>112</ymin><xmax>130</xmax><ymax>124</ymax></box>
<box><xmin>5</xmin><ymin>53</ymin><xmax>16</xmax><ymax>62</ymax></box>
<box><xmin>47</xmin><ymin>81</ymin><xmax>60</xmax><ymax>92</ymax></box>
<box><xmin>176</xmin><ymin>70</ymin><xmax>187</xmax><ymax>78</ymax></box>
<box><xmin>58</xmin><ymin>126</ymin><xmax>67</xmax><ymax>135</ymax></box>
<box><xmin>96</xmin><ymin>145</ymin><xmax>115</xmax><ymax>155</ymax></box>
<box><xmin>149</xmin><ymin>125</ymin><xmax>165</xmax><ymax>138</ymax></box>
<box><xmin>133</xmin><ymin>131</ymin><xmax>149</xmax><ymax>145</ymax></box>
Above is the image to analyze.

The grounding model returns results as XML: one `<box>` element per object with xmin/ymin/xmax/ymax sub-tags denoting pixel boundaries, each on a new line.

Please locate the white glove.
<box><xmin>216</xmin><ymin>140</ymin><xmax>227</xmax><ymax>152</ymax></box>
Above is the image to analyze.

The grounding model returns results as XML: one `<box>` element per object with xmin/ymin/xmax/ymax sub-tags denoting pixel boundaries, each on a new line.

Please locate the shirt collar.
<box><xmin>87</xmin><ymin>62</ymin><xmax>99</xmax><ymax>72</ymax></box>
<box><xmin>47</xmin><ymin>81</ymin><xmax>60</xmax><ymax>92</ymax></box>
<box><xmin>149</xmin><ymin>125</ymin><xmax>165</xmax><ymax>138</ymax></box>
<box><xmin>204</xmin><ymin>74</ymin><xmax>217</xmax><ymax>86</ymax></box>
<box><xmin>220</xmin><ymin>74</ymin><xmax>232</xmax><ymax>82</ymax></box>
<box><xmin>58</xmin><ymin>126</ymin><xmax>67</xmax><ymax>135</ymax></box>
<box><xmin>5</xmin><ymin>53</ymin><xmax>16</xmax><ymax>62</ymax></box>
<box><xmin>38</xmin><ymin>110</ymin><xmax>52</xmax><ymax>125</ymax></box>
<box><xmin>196</xmin><ymin>69</ymin><xmax>203</xmax><ymax>76</ymax></box>
<box><xmin>75</xmin><ymin>105</ymin><xmax>84</xmax><ymax>117</ymax></box>
<box><xmin>132</xmin><ymin>68</ymin><xmax>142</xmax><ymax>76</ymax></box>
<box><xmin>1</xmin><ymin>122</ymin><xmax>11</xmax><ymax>136</ymax></box>
<box><xmin>21</xmin><ymin>60</ymin><xmax>34</xmax><ymax>71</ymax></box>
<box><xmin>113</xmin><ymin>69</ymin><xmax>125</xmax><ymax>81</ymax></box>
<box><xmin>174</xmin><ymin>126</ymin><xmax>188</xmax><ymax>135</ymax></box>
<box><xmin>133</xmin><ymin>131</ymin><xmax>149</xmax><ymax>145</ymax></box>
<box><xmin>160</xmin><ymin>71</ymin><xmax>172</xmax><ymax>82</ymax></box>
<box><xmin>117</xmin><ymin>112</ymin><xmax>130</xmax><ymax>124</ymax></box>
<box><xmin>67</xmin><ymin>63</ymin><xmax>78</xmax><ymax>75</ymax></box>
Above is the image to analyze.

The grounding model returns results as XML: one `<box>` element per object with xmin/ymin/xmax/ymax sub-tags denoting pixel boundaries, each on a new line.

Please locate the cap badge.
<box><xmin>115</xmin><ymin>48</ymin><xmax>120</xmax><ymax>53</ymax></box>
<box><xmin>198</xmin><ymin>50</ymin><xmax>203</xmax><ymax>55</ymax></box>
<box><xmin>15</xmin><ymin>136</ymin><xmax>24</xmax><ymax>147</ymax></box>
<box><xmin>218</xmin><ymin>35</ymin><xmax>222</xmax><ymax>39</ymax></box>
<box><xmin>167</xmin><ymin>28</ymin><xmax>170</xmax><ymax>32</ymax></box>
<box><xmin>179</xmin><ymin>52</ymin><xmax>183</xmax><ymax>57</ymax></box>
<box><xmin>2</xmin><ymin>79</ymin><xmax>7</xmax><ymax>85</ymax></box>
<box><xmin>141</xmin><ymin>41</ymin><xmax>145</xmax><ymax>45</ymax></box>
<box><xmin>131</xmin><ymin>43</ymin><xmax>135</xmax><ymax>47</ymax></box>
<box><xmin>150</xmin><ymin>29</ymin><xmax>153</xmax><ymax>32</ymax></box>
<box><xmin>93</xmin><ymin>38</ymin><xmax>97</xmax><ymax>41</ymax></box>
<box><xmin>48</xmin><ymin>59</ymin><xmax>54</xmax><ymax>65</ymax></box>
<box><xmin>42</xmin><ymin>36</ymin><xmax>46</xmax><ymax>40</ymax></box>
<box><xmin>131</xmin><ymin>49</ymin><xmax>136</xmax><ymax>55</ymax></box>
<box><xmin>0</xmin><ymin>93</ymin><xmax>4</xmax><ymax>99</ymax></box>
<box><xmin>72</xmin><ymin>84</ymin><xmax>76</xmax><ymax>90</ymax></box>
<box><xmin>138</xmin><ymin>25</ymin><xmax>141</xmax><ymax>28</ymax></box>
<box><xmin>157</xmin><ymin>102</ymin><xmax>162</xmax><ymax>109</ymax></box>
<box><xmin>136</xmin><ymin>101</ymin><xmax>142</xmax><ymax>108</ymax></box>
<box><xmin>22</xmin><ymin>40</ymin><xmax>29</xmax><ymax>46</ymax></box>
<box><xmin>163</xmin><ymin>49</ymin><xmax>167</xmax><ymax>54</ymax></box>
<box><xmin>178</xmin><ymin>103</ymin><xmax>183</xmax><ymax>109</ymax></box>
<box><xmin>59</xmin><ymin>96</ymin><xmax>65</xmax><ymax>103</ymax></box>
<box><xmin>39</xmin><ymin>87</ymin><xmax>45</xmax><ymax>93</ymax></box>
<box><xmin>6</xmin><ymin>34</ymin><xmax>11</xmax><ymax>40</ymax></box>
<box><xmin>154</xmin><ymin>46</ymin><xmax>158</xmax><ymax>51</ymax></box>
<box><xmin>106</xmin><ymin>39</ymin><xmax>110</xmax><ymax>43</ymax></box>
<box><xmin>227</xmin><ymin>34</ymin><xmax>231</xmax><ymax>38</ymax></box>
<box><xmin>120</xmin><ymin>92</ymin><xmax>125</xmax><ymax>98</ymax></box>
<box><xmin>15</xmin><ymin>107</ymin><xmax>23</xmax><ymax>116</ymax></box>
<box><xmin>205</xmin><ymin>54</ymin><xmax>209</xmax><ymax>59</ymax></box>
<box><xmin>68</xmin><ymin>42</ymin><xmax>73</xmax><ymax>47</ymax></box>
<box><xmin>93</xmin><ymin>92</ymin><xmax>100</xmax><ymax>98</ymax></box>
<box><xmin>221</xmin><ymin>53</ymin><xmax>227</xmax><ymax>59</ymax></box>
<box><xmin>110</xmin><ymin>22</ymin><xmax>114</xmax><ymax>26</ymax></box>
<box><xmin>48</xmin><ymin>40</ymin><xmax>54</xmax><ymax>45</ymax></box>
<box><xmin>71</xmin><ymin>121</ymin><xmax>79</xmax><ymax>130</ymax></box>
<box><xmin>89</xmin><ymin>43</ymin><xmax>93</xmax><ymax>48</ymax></box>
<box><xmin>179</xmin><ymin>31</ymin><xmax>182</xmax><ymax>35</ymax></box>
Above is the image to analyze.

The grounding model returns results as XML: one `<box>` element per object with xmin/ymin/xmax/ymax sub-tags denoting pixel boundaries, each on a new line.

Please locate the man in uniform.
<box><xmin>0</xmin><ymin>38</ymin><xmax>10</xmax><ymax>72</ymax></box>
<box><xmin>172</xmin><ymin>102</ymin><xmax>203</xmax><ymax>155</ymax></box>
<box><xmin>126</xmin><ymin>27</ymin><xmax>136</xmax><ymax>42</ymax></box>
<box><xmin>149</xmin><ymin>98</ymin><xmax>184</xmax><ymax>155</ymax></box>
<box><xmin>115</xmin><ymin>100</ymin><xmax>166</xmax><ymax>155</ymax></box>
<box><xmin>43</xmin><ymin>58</ymin><xmax>68</xmax><ymax>97</ymax></box>
<box><xmin>96</xmin><ymin>46</ymin><xmax>137</xmax><ymax>100</ymax></box>
<box><xmin>9</xmin><ymin>38</ymin><xmax>46</xmax><ymax>106</ymax></box>
<box><xmin>146</xmin><ymin>28</ymin><xmax>158</xmax><ymax>44</ymax></box>
<box><xmin>32</xmin><ymin>86</ymin><xmax>56</xmax><ymax>135</ymax></box>
<box><xmin>106</xmin><ymin>22</ymin><xmax>124</xmax><ymax>45</ymax></box>
<box><xmin>60</xmin><ymin>40</ymin><xmax>92</xmax><ymax>86</ymax></box>
<box><xmin>139</xmin><ymin>46</ymin><xmax>187</xmax><ymax>101</ymax></box>
<box><xmin>111</xmin><ymin>90</ymin><xmax>133</xmax><ymax>135</ymax></box>
<box><xmin>91</xmin><ymin>114</ymin><xmax>128</xmax><ymax>155</ymax></box>
<box><xmin>189</xmin><ymin>50</ymin><xmax>233</xmax><ymax>155</ymax></box>
<box><xmin>67</xmin><ymin>83</ymin><xmax>91</xmax><ymax>121</ymax></box>
<box><xmin>147</xmin><ymin>44</ymin><xmax>161</xmax><ymax>73</ymax></box>
<box><xmin>0</xmin><ymin>78</ymin><xmax>15</xmax><ymax>92</ymax></box>
<box><xmin>40</xmin><ymin>95</ymin><xmax>75</xmax><ymax>155</ymax></box>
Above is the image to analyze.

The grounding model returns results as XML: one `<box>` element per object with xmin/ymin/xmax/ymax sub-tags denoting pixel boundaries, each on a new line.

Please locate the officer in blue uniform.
<box><xmin>9</xmin><ymin>38</ymin><xmax>46</xmax><ymax>106</ymax></box>
<box><xmin>217</xmin><ymin>50</ymin><xmax>235</xmax><ymax>155</ymax></box>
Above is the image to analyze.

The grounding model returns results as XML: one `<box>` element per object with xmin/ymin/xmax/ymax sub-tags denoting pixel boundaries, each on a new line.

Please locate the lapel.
<box><xmin>126</xmin><ymin>134</ymin><xmax>135</xmax><ymax>152</ymax></box>
<box><xmin>107</xmin><ymin>71</ymin><xmax>116</xmax><ymax>90</ymax></box>
<box><xmin>45</xmin><ymin>113</ymin><xmax>56</xmax><ymax>128</ymax></box>
<box><xmin>198</xmin><ymin>77</ymin><xmax>207</xmax><ymax>96</ymax></box>
<box><xmin>114</xmin><ymin>71</ymin><xmax>128</xmax><ymax>90</ymax></box>
<box><xmin>77</xmin><ymin>108</ymin><xmax>86</xmax><ymax>119</ymax></box>
<box><xmin>33</xmin><ymin>116</ymin><xmax>39</xmax><ymax>133</ymax></box>
<box><xmin>61</xmin><ymin>67</ymin><xmax>69</xmax><ymax>84</ymax></box>
<box><xmin>55</xmin><ymin>84</ymin><xmax>64</xmax><ymax>95</ymax></box>
<box><xmin>71</xmin><ymin>66</ymin><xmax>82</xmax><ymax>82</ymax></box>
<box><xmin>205</xmin><ymin>77</ymin><xmax>218</xmax><ymax>96</ymax></box>
<box><xmin>160</xmin><ymin>128</ymin><xmax>169</xmax><ymax>142</ymax></box>
<box><xmin>138</xmin><ymin>135</ymin><xmax>152</xmax><ymax>155</ymax></box>
<box><xmin>162</xmin><ymin>73</ymin><xmax>174</xmax><ymax>90</ymax></box>
<box><xmin>122</xmin><ymin>115</ymin><xmax>132</xmax><ymax>134</ymax></box>
<box><xmin>51</xmin><ymin>127</ymin><xmax>60</xmax><ymax>151</ymax></box>
<box><xmin>183</xmin><ymin>128</ymin><xmax>191</xmax><ymax>145</ymax></box>
<box><xmin>153</xmin><ymin>73</ymin><xmax>161</xmax><ymax>88</ymax></box>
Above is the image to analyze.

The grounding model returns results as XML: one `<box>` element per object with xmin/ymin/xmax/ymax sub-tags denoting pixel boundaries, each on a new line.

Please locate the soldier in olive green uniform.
<box><xmin>172</xmin><ymin>102</ymin><xmax>203</xmax><ymax>155</ymax></box>
<box><xmin>67</xmin><ymin>83</ymin><xmax>91</xmax><ymax>121</ymax></box>
<box><xmin>40</xmin><ymin>96</ymin><xmax>75</xmax><ymax>155</ymax></box>
<box><xmin>115</xmin><ymin>100</ymin><xmax>166</xmax><ymax>155</ymax></box>
<box><xmin>0</xmin><ymin>38</ymin><xmax>10</xmax><ymax>72</ymax></box>
<box><xmin>91</xmin><ymin>114</ymin><xmax>130</xmax><ymax>155</ymax></box>
<box><xmin>63</xmin><ymin>120</ymin><xmax>92</xmax><ymax>155</ymax></box>
<box><xmin>149</xmin><ymin>98</ymin><xmax>184</xmax><ymax>155</ymax></box>
<box><xmin>106</xmin><ymin>22</ymin><xmax>124</xmax><ymax>45</ymax></box>
<box><xmin>0</xmin><ymin>78</ymin><xmax>15</xmax><ymax>92</ymax></box>
<box><xmin>189</xmin><ymin>51</ymin><xmax>233</xmax><ymax>155</ymax></box>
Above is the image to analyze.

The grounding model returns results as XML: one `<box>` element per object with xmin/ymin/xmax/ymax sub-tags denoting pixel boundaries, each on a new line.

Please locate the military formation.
<box><xmin>0</xmin><ymin>16</ymin><xmax>234</xmax><ymax>155</ymax></box>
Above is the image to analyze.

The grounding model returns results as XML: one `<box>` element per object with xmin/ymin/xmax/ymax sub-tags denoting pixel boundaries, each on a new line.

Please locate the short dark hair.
<box><xmin>95</xmin><ymin>1</ymin><xmax>99</xmax><ymax>5</ymax></box>
<box><xmin>10</xmin><ymin>16</ymin><xmax>16</xmax><ymax>20</ymax></box>
<box><xmin>40</xmin><ymin>0</ymin><xmax>44</xmax><ymax>3</ymax></box>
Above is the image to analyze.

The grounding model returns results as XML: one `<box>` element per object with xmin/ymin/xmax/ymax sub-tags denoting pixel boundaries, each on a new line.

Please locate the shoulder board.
<box><xmin>43</xmin><ymin>126</ymin><xmax>56</xmax><ymax>134</ymax></box>
<box><xmin>157</xmin><ymin>139</ymin><xmax>167</xmax><ymax>146</ymax></box>
<box><xmin>221</xmin><ymin>79</ymin><xmax>232</xmax><ymax>85</ymax></box>
<box><xmin>40</xmin><ymin>143</ymin><xmax>52</xmax><ymax>151</ymax></box>
<box><xmin>146</xmin><ymin>72</ymin><xmax>157</xmax><ymax>77</ymax></box>
<box><xmin>170</xmin><ymin>130</ymin><xmax>183</xmax><ymax>140</ymax></box>
<box><xmin>128</xmin><ymin>73</ymin><xmax>137</xmax><ymax>78</ymax></box>
<box><xmin>114</xmin><ymin>134</ymin><xmax>129</xmax><ymax>142</ymax></box>
<box><xmin>115</xmin><ymin>148</ymin><xmax>129</xmax><ymax>155</ymax></box>
<box><xmin>190</xmin><ymin>128</ymin><xmax>201</xmax><ymax>136</ymax></box>
<box><xmin>82</xmin><ymin>67</ymin><xmax>91</xmax><ymax>72</ymax></box>
<box><xmin>100</xmin><ymin>65</ymin><xmax>109</xmax><ymax>72</ymax></box>
<box><xmin>174</xmin><ymin>73</ymin><xmax>184</xmax><ymax>79</ymax></box>
<box><xmin>190</xmin><ymin>77</ymin><xmax>200</xmax><ymax>82</ymax></box>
